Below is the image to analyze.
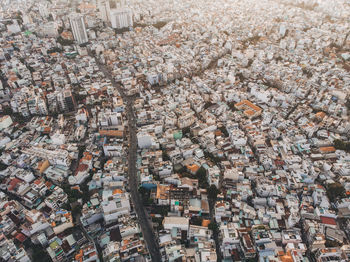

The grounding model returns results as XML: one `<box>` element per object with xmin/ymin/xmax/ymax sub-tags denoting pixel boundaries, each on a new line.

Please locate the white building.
<box><xmin>69</xmin><ymin>14</ymin><xmax>88</xmax><ymax>44</ymax></box>
<box><xmin>137</xmin><ymin>132</ymin><xmax>153</xmax><ymax>149</ymax></box>
<box><xmin>163</xmin><ymin>217</ymin><xmax>189</xmax><ymax>232</ymax></box>
<box><xmin>97</xmin><ymin>0</ymin><xmax>111</xmax><ymax>22</ymax></box>
<box><xmin>110</xmin><ymin>8</ymin><xmax>133</xmax><ymax>29</ymax></box>
<box><xmin>38</xmin><ymin>22</ymin><xmax>59</xmax><ymax>37</ymax></box>
<box><xmin>0</xmin><ymin>116</ymin><xmax>12</xmax><ymax>129</ymax></box>
<box><xmin>51</xmin><ymin>132</ymin><xmax>66</xmax><ymax>145</ymax></box>
<box><xmin>37</xmin><ymin>98</ymin><xmax>48</xmax><ymax>115</ymax></box>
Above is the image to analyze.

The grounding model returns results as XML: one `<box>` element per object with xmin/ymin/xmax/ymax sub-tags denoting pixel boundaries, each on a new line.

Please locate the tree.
<box><xmin>191</xmin><ymin>216</ymin><xmax>203</xmax><ymax>226</ymax></box>
<box><xmin>57</xmin><ymin>36</ymin><xmax>74</xmax><ymax>46</ymax></box>
<box><xmin>196</xmin><ymin>167</ymin><xmax>209</xmax><ymax>189</ymax></box>
<box><xmin>162</xmin><ymin>150</ymin><xmax>170</xmax><ymax>161</ymax></box>
<box><xmin>325</xmin><ymin>239</ymin><xmax>341</xmax><ymax>247</ymax></box>
<box><xmin>71</xmin><ymin>205</ymin><xmax>82</xmax><ymax>219</ymax></box>
<box><xmin>208</xmin><ymin>185</ymin><xmax>219</xmax><ymax>202</ymax></box>
<box><xmin>159</xmin><ymin>206</ymin><xmax>169</xmax><ymax>216</ymax></box>
<box><xmin>138</xmin><ymin>187</ymin><xmax>151</xmax><ymax>205</ymax></box>
<box><xmin>334</xmin><ymin>139</ymin><xmax>350</xmax><ymax>152</ymax></box>
<box><xmin>208</xmin><ymin>221</ymin><xmax>219</xmax><ymax>232</ymax></box>
<box><xmin>62</xmin><ymin>183</ymin><xmax>83</xmax><ymax>203</ymax></box>
<box><xmin>327</xmin><ymin>183</ymin><xmax>346</xmax><ymax>203</ymax></box>
<box><xmin>153</xmin><ymin>21</ymin><xmax>167</xmax><ymax>30</ymax></box>
<box><xmin>47</xmin><ymin>47</ymin><xmax>62</xmax><ymax>54</ymax></box>
<box><xmin>218</xmin><ymin>126</ymin><xmax>229</xmax><ymax>137</ymax></box>
<box><xmin>30</xmin><ymin>244</ymin><xmax>51</xmax><ymax>262</ymax></box>
<box><xmin>182</xmin><ymin>126</ymin><xmax>190</xmax><ymax>135</ymax></box>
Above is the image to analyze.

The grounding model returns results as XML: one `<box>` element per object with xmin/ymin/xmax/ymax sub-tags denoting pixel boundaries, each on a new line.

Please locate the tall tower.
<box><xmin>69</xmin><ymin>14</ymin><xmax>88</xmax><ymax>44</ymax></box>
<box><xmin>98</xmin><ymin>0</ymin><xmax>111</xmax><ymax>22</ymax></box>
<box><xmin>109</xmin><ymin>0</ymin><xmax>133</xmax><ymax>29</ymax></box>
<box><xmin>110</xmin><ymin>8</ymin><xmax>133</xmax><ymax>29</ymax></box>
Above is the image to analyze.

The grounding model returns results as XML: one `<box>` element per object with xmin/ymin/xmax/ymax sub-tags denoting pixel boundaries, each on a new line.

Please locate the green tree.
<box><xmin>30</xmin><ymin>244</ymin><xmax>51</xmax><ymax>262</ymax></box>
<box><xmin>191</xmin><ymin>216</ymin><xmax>203</xmax><ymax>226</ymax></box>
<box><xmin>208</xmin><ymin>221</ymin><xmax>219</xmax><ymax>232</ymax></box>
<box><xmin>71</xmin><ymin>205</ymin><xmax>82</xmax><ymax>219</ymax></box>
<box><xmin>57</xmin><ymin>36</ymin><xmax>74</xmax><ymax>46</ymax></box>
<box><xmin>208</xmin><ymin>185</ymin><xmax>219</xmax><ymax>202</ymax></box>
<box><xmin>196</xmin><ymin>166</ymin><xmax>209</xmax><ymax>189</ymax></box>
<box><xmin>334</xmin><ymin>139</ymin><xmax>350</xmax><ymax>152</ymax></box>
<box><xmin>327</xmin><ymin>183</ymin><xmax>346</xmax><ymax>203</ymax></box>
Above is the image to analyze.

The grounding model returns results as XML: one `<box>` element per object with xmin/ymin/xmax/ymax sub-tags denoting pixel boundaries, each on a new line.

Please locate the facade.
<box><xmin>98</xmin><ymin>0</ymin><xmax>111</xmax><ymax>21</ymax></box>
<box><xmin>69</xmin><ymin>14</ymin><xmax>88</xmax><ymax>44</ymax></box>
<box><xmin>0</xmin><ymin>116</ymin><xmax>13</xmax><ymax>129</ymax></box>
<box><xmin>110</xmin><ymin>8</ymin><xmax>133</xmax><ymax>29</ymax></box>
<box><xmin>63</xmin><ymin>90</ymin><xmax>77</xmax><ymax>112</ymax></box>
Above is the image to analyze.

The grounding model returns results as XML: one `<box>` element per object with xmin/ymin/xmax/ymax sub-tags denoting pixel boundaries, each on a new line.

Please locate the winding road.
<box><xmin>89</xmin><ymin>50</ymin><xmax>162</xmax><ymax>262</ymax></box>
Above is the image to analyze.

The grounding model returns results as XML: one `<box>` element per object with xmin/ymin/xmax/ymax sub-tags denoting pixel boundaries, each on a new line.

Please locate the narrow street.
<box><xmin>89</xmin><ymin>50</ymin><xmax>162</xmax><ymax>262</ymax></box>
<box><xmin>208</xmin><ymin>199</ymin><xmax>222</xmax><ymax>262</ymax></box>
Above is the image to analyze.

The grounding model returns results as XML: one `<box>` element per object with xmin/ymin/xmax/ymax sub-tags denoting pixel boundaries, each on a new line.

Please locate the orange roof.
<box><xmin>39</xmin><ymin>160</ymin><xmax>50</xmax><ymax>174</ymax></box>
<box><xmin>216</xmin><ymin>202</ymin><xmax>226</xmax><ymax>208</ymax></box>
<box><xmin>215</xmin><ymin>130</ymin><xmax>222</xmax><ymax>136</ymax></box>
<box><xmin>61</xmin><ymin>31</ymin><xmax>73</xmax><ymax>39</ymax></box>
<box><xmin>315</xmin><ymin>111</ymin><xmax>326</xmax><ymax>119</ymax></box>
<box><xmin>156</xmin><ymin>184</ymin><xmax>170</xmax><ymax>199</ymax></box>
<box><xmin>202</xmin><ymin>219</ymin><xmax>211</xmax><ymax>227</ymax></box>
<box><xmin>75</xmin><ymin>250</ymin><xmax>83</xmax><ymax>260</ymax></box>
<box><xmin>235</xmin><ymin>100</ymin><xmax>262</xmax><ymax>112</ymax></box>
<box><xmin>244</xmin><ymin>109</ymin><xmax>256</xmax><ymax>116</ymax></box>
<box><xmin>279</xmin><ymin>250</ymin><xmax>293</xmax><ymax>262</ymax></box>
<box><xmin>187</xmin><ymin>164</ymin><xmax>200</xmax><ymax>173</ymax></box>
<box><xmin>113</xmin><ymin>189</ymin><xmax>123</xmax><ymax>195</ymax></box>
<box><xmin>99</xmin><ymin>130</ymin><xmax>124</xmax><ymax>137</ymax></box>
<box><xmin>82</xmin><ymin>152</ymin><xmax>93</xmax><ymax>161</ymax></box>
<box><xmin>319</xmin><ymin>146</ymin><xmax>336</xmax><ymax>153</ymax></box>
<box><xmin>33</xmin><ymin>179</ymin><xmax>42</xmax><ymax>185</ymax></box>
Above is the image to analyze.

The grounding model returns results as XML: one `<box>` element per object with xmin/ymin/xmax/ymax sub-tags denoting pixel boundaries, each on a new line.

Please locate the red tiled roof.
<box><xmin>8</xmin><ymin>178</ymin><xmax>21</xmax><ymax>191</ymax></box>
<box><xmin>320</xmin><ymin>216</ymin><xmax>337</xmax><ymax>226</ymax></box>
<box><xmin>15</xmin><ymin>233</ymin><xmax>27</xmax><ymax>243</ymax></box>
<box><xmin>76</xmin><ymin>164</ymin><xmax>89</xmax><ymax>173</ymax></box>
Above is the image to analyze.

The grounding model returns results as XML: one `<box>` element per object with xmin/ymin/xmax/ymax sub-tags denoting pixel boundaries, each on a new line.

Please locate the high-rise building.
<box><xmin>110</xmin><ymin>8</ymin><xmax>133</xmax><ymax>29</ymax></box>
<box><xmin>69</xmin><ymin>14</ymin><xmax>88</xmax><ymax>44</ymax></box>
<box><xmin>97</xmin><ymin>0</ymin><xmax>111</xmax><ymax>22</ymax></box>
<box><xmin>64</xmin><ymin>90</ymin><xmax>77</xmax><ymax>112</ymax></box>
<box><xmin>98</xmin><ymin>0</ymin><xmax>132</xmax><ymax>29</ymax></box>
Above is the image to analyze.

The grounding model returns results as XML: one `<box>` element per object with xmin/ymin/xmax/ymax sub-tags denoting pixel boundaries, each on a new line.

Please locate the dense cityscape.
<box><xmin>0</xmin><ymin>0</ymin><xmax>349</xmax><ymax>261</ymax></box>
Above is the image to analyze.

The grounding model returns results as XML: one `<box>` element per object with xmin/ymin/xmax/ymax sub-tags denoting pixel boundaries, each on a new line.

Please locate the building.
<box><xmin>69</xmin><ymin>14</ymin><xmax>88</xmax><ymax>44</ymax></box>
<box><xmin>110</xmin><ymin>8</ymin><xmax>133</xmax><ymax>29</ymax></box>
<box><xmin>0</xmin><ymin>115</ymin><xmax>12</xmax><ymax>129</ymax></box>
<box><xmin>64</xmin><ymin>90</ymin><xmax>77</xmax><ymax>112</ymax></box>
<box><xmin>97</xmin><ymin>0</ymin><xmax>111</xmax><ymax>21</ymax></box>
<box><xmin>234</xmin><ymin>100</ymin><xmax>262</xmax><ymax>119</ymax></box>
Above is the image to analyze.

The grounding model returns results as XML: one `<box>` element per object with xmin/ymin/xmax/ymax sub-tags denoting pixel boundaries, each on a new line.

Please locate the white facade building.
<box><xmin>137</xmin><ymin>132</ymin><xmax>153</xmax><ymax>149</ymax></box>
<box><xmin>69</xmin><ymin>14</ymin><xmax>88</xmax><ymax>44</ymax></box>
<box><xmin>110</xmin><ymin>8</ymin><xmax>133</xmax><ymax>29</ymax></box>
<box><xmin>0</xmin><ymin>116</ymin><xmax>13</xmax><ymax>130</ymax></box>
<box><xmin>98</xmin><ymin>0</ymin><xmax>111</xmax><ymax>22</ymax></box>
